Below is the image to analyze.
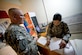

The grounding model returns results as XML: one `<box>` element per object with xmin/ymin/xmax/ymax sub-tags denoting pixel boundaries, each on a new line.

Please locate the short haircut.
<box><xmin>53</xmin><ymin>13</ymin><xmax>62</xmax><ymax>21</ymax></box>
<box><xmin>8</xmin><ymin>8</ymin><xmax>18</xmax><ymax>15</ymax></box>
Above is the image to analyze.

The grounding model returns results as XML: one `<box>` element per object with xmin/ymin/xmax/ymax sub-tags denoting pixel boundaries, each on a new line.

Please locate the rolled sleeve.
<box><xmin>63</xmin><ymin>34</ymin><xmax>71</xmax><ymax>41</ymax></box>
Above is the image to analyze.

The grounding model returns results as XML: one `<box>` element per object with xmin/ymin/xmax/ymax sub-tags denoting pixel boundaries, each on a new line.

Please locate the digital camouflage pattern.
<box><xmin>5</xmin><ymin>23</ymin><xmax>38</xmax><ymax>55</ymax></box>
<box><xmin>47</xmin><ymin>21</ymin><xmax>71</xmax><ymax>42</ymax></box>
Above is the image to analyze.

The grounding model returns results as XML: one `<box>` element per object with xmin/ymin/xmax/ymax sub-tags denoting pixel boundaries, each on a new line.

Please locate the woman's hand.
<box><xmin>59</xmin><ymin>40</ymin><xmax>67</xmax><ymax>49</ymax></box>
<box><xmin>45</xmin><ymin>38</ymin><xmax>50</xmax><ymax>46</ymax></box>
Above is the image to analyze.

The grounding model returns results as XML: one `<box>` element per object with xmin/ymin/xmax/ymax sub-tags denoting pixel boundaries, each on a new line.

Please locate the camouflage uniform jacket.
<box><xmin>5</xmin><ymin>23</ymin><xmax>38</xmax><ymax>55</ymax></box>
<box><xmin>47</xmin><ymin>21</ymin><xmax>71</xmax><ymax>42</ymax></box>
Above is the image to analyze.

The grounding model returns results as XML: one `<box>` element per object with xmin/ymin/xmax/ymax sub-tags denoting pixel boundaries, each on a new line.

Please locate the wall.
<box><xmin>62</xmin><ymin>13</ymin><xmax>82</xmax><ymax>39</ymax></box>
<box><xmin>20</xmin><ymin>0</ymin><xmax>47</xmax><ymax>24</ymax></box>
<box><xmin>20</xmin><ymin>0</ymin><xmax>82</xmax><ymax>24</ymax></box>
<box><xmin>0</xmin><ymin>0</ymin><xmax>21</xmax><ymax>13</ymax></box>
<box><xmin>0</xmin><ymin>0</ymin><xmax>82</xmax><ymax>26</ymax></box>
<box><xmin>2</xmin><ymin>0</ymin><xmax>21</xmax><ymax>5</ymax></box>
<box><xmin>43</xmin><ymin>0</ymin><xmax>82</xmax><ymax>23</ymax></box>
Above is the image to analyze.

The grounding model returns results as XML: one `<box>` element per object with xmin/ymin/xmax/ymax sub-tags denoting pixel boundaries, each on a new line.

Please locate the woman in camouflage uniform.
<box><xmin>47</xmin><ymin>13</ymin><xmax>71</xmax><ymax>49</ymax></box>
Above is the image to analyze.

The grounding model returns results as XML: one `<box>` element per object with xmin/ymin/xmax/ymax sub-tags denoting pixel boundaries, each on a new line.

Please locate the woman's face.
<box><xmin>53</xmin><ymin>20</ymin><xmax>60</xmax><ymax>26</ymax></box>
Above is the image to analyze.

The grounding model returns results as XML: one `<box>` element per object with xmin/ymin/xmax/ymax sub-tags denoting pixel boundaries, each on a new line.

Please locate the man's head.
<box><xmin>8</xmin><ymin>8</ymin><xmax>24</xmax><ymax>24</ymax></box>
<box><xmin>53</xmin><ymin>13</ymin><xmax>62</xmax><ymax>26</ymax></box>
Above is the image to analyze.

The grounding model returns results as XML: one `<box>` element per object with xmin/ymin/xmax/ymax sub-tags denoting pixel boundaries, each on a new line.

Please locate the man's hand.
<box><xmin>34</xmin><ymin>36</ymin><xmax>38</xmax><ymax>41</ymax></box>
<box><xmin>59</xmin><ymin>40</ymin><xmax>67</xmax><ymax>49</ymax></box>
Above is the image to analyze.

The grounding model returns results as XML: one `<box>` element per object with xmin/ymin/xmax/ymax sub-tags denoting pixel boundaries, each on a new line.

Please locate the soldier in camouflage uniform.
<box><xmin>5</xmin><ymin>8</ymin><xmax>38</xmax><ymax>55</ymax></box>
<box><xmin>47</xmin><ymin>13</ymin><xmax>71</xmax><ymax>49</ymax></box>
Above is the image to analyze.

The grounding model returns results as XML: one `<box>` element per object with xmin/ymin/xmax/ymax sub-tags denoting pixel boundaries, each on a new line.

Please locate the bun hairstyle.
<box><xmin>53</xmin><ymin>13</ymin><xmax>62</xmax><ymax>21</ymax></box>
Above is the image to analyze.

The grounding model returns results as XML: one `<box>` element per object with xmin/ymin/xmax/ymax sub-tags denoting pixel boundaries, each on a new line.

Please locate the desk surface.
<box><xmin>37</xmin><ymin>42</ymin><xmax>61</xmax><ymax>55</ymax></box>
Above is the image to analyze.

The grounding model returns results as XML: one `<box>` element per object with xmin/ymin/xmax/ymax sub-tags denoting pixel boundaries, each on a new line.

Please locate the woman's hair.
<box><xmin>53</xmin><ymin>13</ymin><xmax>62</xmax><ymax>21</ymax></box>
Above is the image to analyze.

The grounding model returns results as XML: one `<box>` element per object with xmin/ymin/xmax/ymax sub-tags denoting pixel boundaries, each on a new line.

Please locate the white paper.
<box><xmin>49</xmin><ymin>38</ymin><xmax>62</xmax><ymax>51</ymax></box>
<box><xmin>37</xmin><ymin>36</ymin><xmax>47</xmax><ymax>45</ymax></box>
